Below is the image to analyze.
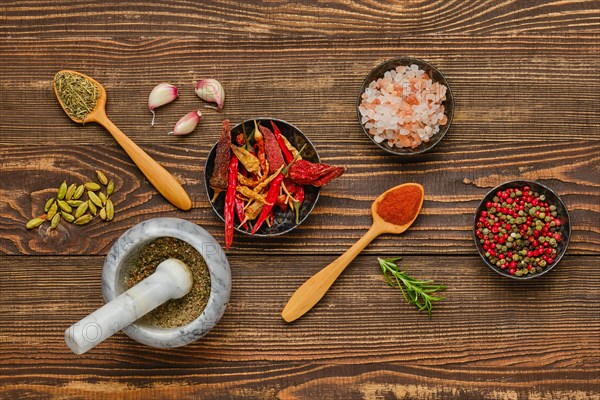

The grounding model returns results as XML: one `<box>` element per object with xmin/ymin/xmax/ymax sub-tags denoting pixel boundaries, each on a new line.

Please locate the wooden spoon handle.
<box><xmin>281</xmin><ymin>226</ymin><xmax>381</xmax><ymax>322</ymax></box>
<box><xmin>95</xmin><ymin>114</ymin><xmax>192</xmax><ymax>211</ymax></box>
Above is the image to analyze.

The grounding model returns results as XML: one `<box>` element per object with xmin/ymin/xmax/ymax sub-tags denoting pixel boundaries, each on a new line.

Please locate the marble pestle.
<box><xmin>65</xmin><ymin>258</ymin><xmax>193</xmax><ymax>355</ymax></box>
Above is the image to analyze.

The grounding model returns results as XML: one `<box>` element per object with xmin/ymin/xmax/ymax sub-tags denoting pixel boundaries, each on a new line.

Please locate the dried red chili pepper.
<box><xmin>289</xmin><ymin>159</ymin><xmax>345</xmax><ymax>187</ymax></box>
<box><xmin>276</xmin><ymin>194</ymin><xmax>288</xmax><ymax>211</ymax></box>
<box><xmin>283</xmin><ymin>179</ymin><xmax>304</xmax><ymax>224</ymax></box>
<box><xmin>271</xmin><ymin>121</ymin><xmax>294</xmax><ymax>163</ymax></box>
<box><xmin>234</xmin><ymin>196</ymin><xmax>248</xmax><ymax>231</ymax></box>
<box><xmin>224</xmin><ymin>156</ymin><xmax>238</xmax><ymax>250</ymax></box>
<box><xmin>259</xmin><ymin>125</ymin><xmax>285</xmax><ymax>174</ymax></box>
<box><xmin>293</xmin><ymin>186</ymin><xmax>304</xmax><ymax>224</ymax></box>
<box><xmin>209</xmin><ymin>119</ymin><xmax>232</xmax><ymax>200</ymax></box>
<box><xmin>251</xmin><ymin>172</ymin><xmax>284</xmax><ymax>234</ymax></box>
<box><xmin>235</xmin><ymin>133</ymin><xmax>245</xmax><ymax>146</ymax></box>
<box><xmin>253</xmin><ymin>121</ymin><xmax>267</xmax><ymax>175</ymax></box>
<box><xmin>250</xmin><ymin>145</ymin><xmax>306</xmax><ymax>234</ymax></box>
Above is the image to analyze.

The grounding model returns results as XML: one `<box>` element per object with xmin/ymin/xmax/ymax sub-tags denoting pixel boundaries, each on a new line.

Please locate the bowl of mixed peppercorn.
<box><xmin>205</xmin><ymin>118</ymin><xmax>345</xmax><ymax>248</ymax></box>
<box><xmin>474</xmin><ymin>180</ymin><xmax>571</xmax><ymax>279</ymax></box>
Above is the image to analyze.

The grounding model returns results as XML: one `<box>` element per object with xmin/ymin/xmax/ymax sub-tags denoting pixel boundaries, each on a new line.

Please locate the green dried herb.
<box><xmin>54</xmin><ymin>71</ymin><xmax>100</xmax><ymax>121</ymax></box>
<box><xmin>378</xmin><ymin>257</ymin><xmax>446</xmax><ymax>318</ymax></box>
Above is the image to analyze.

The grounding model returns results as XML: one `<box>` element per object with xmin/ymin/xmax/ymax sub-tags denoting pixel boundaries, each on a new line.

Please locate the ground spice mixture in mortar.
<box><xmin>124</xmin><ymin>237</ymin><xmax>211</xmax><ymax>328</ymax></box>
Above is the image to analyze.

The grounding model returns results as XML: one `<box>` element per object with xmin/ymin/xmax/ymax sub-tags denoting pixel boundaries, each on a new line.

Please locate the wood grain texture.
<box><xmin>0</xmin><ymin>36</ymin><xmax>599</xmax><ymax>147</ymax></box>
<box><xmin>1</xmin><ymin>0</ymin><xmax>599</xmax><ymax>398</ymax></box>
<box><xmin>0</xmin><ymin>255</ymin><xmax>599</xmax><ymax>399</ymax></box>
<box><xmin>1</xmin><ymin>0</ymin><xmax>599</xmax><ymax>37</ymax></box>
<box><xmin>1</xmin><ymin>142</ymin><xmax>598</xmax><ymax>256</ymax></box>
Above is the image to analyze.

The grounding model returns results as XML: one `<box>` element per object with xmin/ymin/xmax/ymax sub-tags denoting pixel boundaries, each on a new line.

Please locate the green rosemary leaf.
<box><xmin>377</xmin><ymin>257</ymin><xmax>446</xmax><ymax>318</ymax></box>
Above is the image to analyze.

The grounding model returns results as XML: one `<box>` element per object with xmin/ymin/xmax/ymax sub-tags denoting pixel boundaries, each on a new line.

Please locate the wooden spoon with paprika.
<box><xmin>281</xmin><ymin>183</ymin><xmax>424</xmax><ymax>322</ymax></box>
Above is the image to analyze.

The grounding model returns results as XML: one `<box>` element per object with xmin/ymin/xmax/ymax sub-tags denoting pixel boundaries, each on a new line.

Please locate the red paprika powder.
<box><xmin>376</xmin><ymin>185</ymin><xmax>423</xmax><ymax>226</ymax></box>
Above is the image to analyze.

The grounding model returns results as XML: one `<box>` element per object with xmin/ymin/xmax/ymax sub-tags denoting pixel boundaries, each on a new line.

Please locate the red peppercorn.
<box><xmin>509</xmin><ymin>269</ymin><xmax>516</xmax><ymax>275</ymax></box>
<box><xmin>486</xmin><ymin>201</ymin><xmax>493</xmax><ymax>208</ymax></box>
<box><xmin>481</xmin><ymin>211</ymin><xmax>488</xmax><ymax>217</ymax></box>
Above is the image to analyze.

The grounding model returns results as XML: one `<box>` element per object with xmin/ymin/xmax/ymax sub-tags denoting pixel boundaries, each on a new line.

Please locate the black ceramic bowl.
<box><xmin>473</xmin><ymin>180</ymin><xmax>571</xmax><ymax>280</ymax></box>
<box><xmin>205</xmin><ymin>118</ymin><xmax>320</xmax><ymax>237</ymax></box>
<box><xmin>357</xmin><ymin>57</ymin><xmax>454</xmax><ymax>155</ymax></box>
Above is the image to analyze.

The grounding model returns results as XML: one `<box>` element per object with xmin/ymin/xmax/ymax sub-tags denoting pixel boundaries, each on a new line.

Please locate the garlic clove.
<box><xmin>195</xmin><ymin>79</ymin><xmax>224</xmax><ymax>110</ymax></box>
<box><xmin>148</xmin><ymin>83</ymin><xmax>178</xmax><ymax>126</ymax></box>
<box><xmin>169</xmin><ymin>111</ymin><xmax>202</xmax><ymax>136</ymax></box>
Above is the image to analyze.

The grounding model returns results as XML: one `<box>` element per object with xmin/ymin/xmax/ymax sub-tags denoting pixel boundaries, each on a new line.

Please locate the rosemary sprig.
<box><xmin>378</xmin><ymin>257</ymin><xmax>446</xmax><ymax>318</ymax></box>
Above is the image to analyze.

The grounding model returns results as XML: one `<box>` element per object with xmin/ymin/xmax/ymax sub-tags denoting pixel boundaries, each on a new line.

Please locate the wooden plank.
<box><xmin>0</xmin><ymin>36</ymin><xmax>599</xmax><ymax>146</ymax></box>
<box><xmin>1</xmin><ymin>142</ymin><xmax>598</xmax><ymax>255</ymax></box>
<box><xmin>0</xmin><ymin>255</ymin><xmax>598</xmax><ymax>398</ymax></box>
<box><xmin>1</xmin><ymin>0</ymin><xmax>598</xmax><ymax>37</ymax></box>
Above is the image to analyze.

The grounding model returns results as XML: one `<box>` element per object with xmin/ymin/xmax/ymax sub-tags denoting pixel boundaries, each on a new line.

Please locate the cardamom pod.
<box><xmin>46</xmin><ymin>202</ymin><xmax>58</xmax><ymax>220</ymax></box>
<box><xmin>26</xmin><ymin>217</ymin><xmax>45</xmax><ymax>229</ymax></box>
<box><xmin>66</xmin><ymin>184</ymin><xmax>77</xmax><ymax>200</ymax></box>
<box><xmin>99</xmin><ymin>192</ymin><xmax>107</xmax><ymax>205</ymax></box>
<box><xmin>106</xmin><ymin>179</ymin><xmax>115</xmax><ymax>196</ymax></box>
<box><xmin>75</xmin><ymin>202</ymin><xmax>89</xmax><ymax>218</ymax></box>
<box><xmin>88</xmin><ymin>200</ymin><xmax>97</xmax><ymax>215</ymax></box>
<box><xmin>44</xmin><ymin>198</ymin><xmax>55</xmax><ymax>212</ymax></box>
<box><xmin>73</xmin><ymin>185</ymin><xmax>85</xmax><ymax>200</ymax></box>
<box><xmin>50</xmin><ymin>213</ymin><xmax>61</xmax><ymax>229</ymax></box>
<box><xmin>84</xmin><ymin>182</ymin><xmax>101</xmax><ymax>191</ymax></box>
<box><xmin>74</xmin><ymin>214</ymin><xmax>93</xmax><ymax>225</ymax></box>
<box><xmin>106</xmin><ymin>199</ymin><xmax>114</xmax><ymax>221</ymax></box>
<box><xmin>58</xmin><ymin>200</ymin><xmax>72</xmax><ymax>213</ymax></box>
<box><xmin>57</xmin><ymin>181</ymin><xmax>67</xmax><ymax>200</ymax></box>
<box><xmin>61</xmin><ymin>211</ymin><xmax>75</xmax><ymax>223</ymax></box>
<box><xmin>88</xmin><ymin>191</ymin><xmax>102</xmax><ymax>207</ymax></box>
<box><xmin>67</xmin><ymin>200</ymin><xmax>84</xmax><ymax>207</ymax></box>
<box><xmin>96</xmin><ymin>170</ymin><xmax>108</xmax><ymax>185</ymax></box>
<box><xmin>99</xmin><ymin>207</ymin><xmax>107</xmax><ymax>220</ymax></box>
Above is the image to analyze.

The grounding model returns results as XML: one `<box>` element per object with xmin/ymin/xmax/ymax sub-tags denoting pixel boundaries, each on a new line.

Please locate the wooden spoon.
<box><xmin>53</xmin><ymin>70</ymin><xmax>192</xmax><ymax>211</ymax></box>
<box><xmin>281</xmin><ymin>183</ymin><xmax>424</xmax><ymax>322</ymax></box>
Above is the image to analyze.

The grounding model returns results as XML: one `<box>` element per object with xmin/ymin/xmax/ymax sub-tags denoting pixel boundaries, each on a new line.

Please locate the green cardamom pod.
<box><xmin>50</xmin><ymin>213</ymin><xmax>61</xmax><ymax>229</ymax></box>
<box><xmin>99</xmin><ymin>192</ymin><xmax>107</xmax><ymax>205</ymax></box>
<box><xmin>58</xmin><ymin>200</ymin><xmax>72</xmax><ymax>213</ymax></box>
<box><xmin>61</xmin><ymin>211</ymin><xmax>75</xmax><ymax>223</ymax></box>
<box><xmin>75</xmin><ymin>202</ymin><xmax>89</xmax><ymax>218</ymax></box>
<box><xmin>46</xmin><ymin>202</ymin><xmax>58</xmax><ymax>220</ymax></box>
<box><xmin>57</xmin><ymin>181</ymin><xmax>67</xmax><ymax>200</ymax></box>
<box><xmin>73</xmin><ymin>185</ymin><xmax>85</xmax><ymax>200</ymax></box>
<box><xmin>96</xmin><ymin>170</ymin><xmax>108</xmax><ymax>185</ymax></box>
<box><xmin>99</xmin><ymin>207</ymin><xmax>107</xmax><ymax>220</ymax></box>
<box><xmin>66</xmin><ymin>184</ymin><xmax>77</xmax><ymax>200</ymax></box>
<box><xmin>44</xmin><ymin>198</ymin><xmax>56</xmax><ymax>212</ymax></box>
<box><xmin>88</xmin><ymin>191</ymin><xmax>102</xmax><ymax>207</ymax></box>
<box><xmin>67</xmin><ymin>200</ymin><xmax>84</xmax><ymax>207</ymax></box>
<box><xmin>26</xmin><ymin>217</ymin><xmax>45</xmax><ymax>229</ymax></box>
<box><xmin>106</xmin><ymin>199</ymin><xmax>114</xmax><ymax>221</ymax></box>
<box><xmin>74</xmin><ymin>214</ymin><xmax>93</xmax><ymax>225</ymax></box>
<box><xmin>84</xmin><ymin>182</ymin><xmax>101</xmax><ymax>191</ymax></box>
<box><xmin>106</xmin><ymin>179</ymin><xmax>115</xmax><ymax>196</ymax></box>
<box><xmin>88</xmin><ymin>200</ymin><xmax>97</xmax><ymax>215</ymax></box>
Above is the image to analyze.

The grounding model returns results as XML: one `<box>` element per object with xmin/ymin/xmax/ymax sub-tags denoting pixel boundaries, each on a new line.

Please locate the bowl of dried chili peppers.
<box><xmin>473</xmin><ymin>180</ymin><xmax>571</xmax><ymax>280</ymax></box>
<box><xmin>205</xmin><ymin>118</ymin><xmax>345</xmax><ymax>249</ymax></box>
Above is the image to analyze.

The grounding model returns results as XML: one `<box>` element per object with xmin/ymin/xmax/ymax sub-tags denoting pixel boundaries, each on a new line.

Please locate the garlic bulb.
<box><xmin>169</xmin><ymin>111</ymin><xmax>202</xmax><ymax>136</ymax></box>
<box><xmin>148</xmin><ymin>83</ymin><xmax>178</xmax><ymax>126</ymax></box>
<box><xmin>195</xmin><ymin>79</ymin><xmax>224</xmax><ymax>110</ymax></box>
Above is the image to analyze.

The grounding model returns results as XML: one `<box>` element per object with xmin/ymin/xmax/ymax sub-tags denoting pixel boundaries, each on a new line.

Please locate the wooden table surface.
<box><xmin>1</xmin><ymin>1</ymin><xmax>599</xmax><ymax>399</ymax></box>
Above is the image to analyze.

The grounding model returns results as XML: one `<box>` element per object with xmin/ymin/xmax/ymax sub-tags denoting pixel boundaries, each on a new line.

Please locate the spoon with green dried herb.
<box><xmin>53</xmin><ymin>70</ymin><xmax>192</xmax><ymax>211</ymax></box>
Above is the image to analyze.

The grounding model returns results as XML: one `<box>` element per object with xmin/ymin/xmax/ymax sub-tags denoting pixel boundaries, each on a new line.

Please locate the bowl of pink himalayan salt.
<box><xmin>357</xmin><ymin>57</ymin><xmax>454</xmax><ymax>155</ymax></box>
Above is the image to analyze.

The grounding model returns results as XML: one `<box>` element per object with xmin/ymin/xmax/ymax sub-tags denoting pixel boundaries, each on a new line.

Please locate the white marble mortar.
<box><xmin>100</xmin><ymin>217</ymin><xmax>231</xmax><ymax>349</ymax></box>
